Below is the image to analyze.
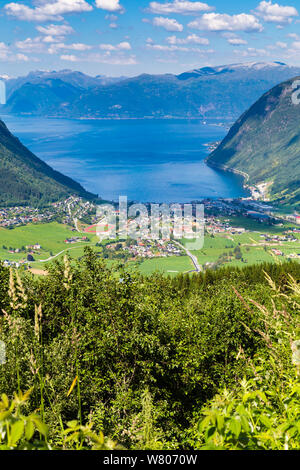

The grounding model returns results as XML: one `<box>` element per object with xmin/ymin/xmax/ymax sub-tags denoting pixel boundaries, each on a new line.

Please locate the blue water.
<box><xmin>2</xmin><ymin>115</ymin><xmax>247</xmax><ymax>203</ymax></box>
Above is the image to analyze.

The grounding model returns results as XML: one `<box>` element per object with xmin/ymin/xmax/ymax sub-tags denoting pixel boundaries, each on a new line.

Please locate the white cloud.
<box><xmin>148</xmin><ymin>1</ymin><xmax>213</xmax><ymax>15</ymax></box>
<box><xmin>188</xmin><ymin>13</ymin><xmax>263</xmax><ymax>32</ymax></box>
<box><xmin>95</xmin><ymin>0</ymin><xmax>123</xmax><ymax>12</ymax></box>
<box><xmin>105</xmin><ymin>14</ymin><xmax>118</xmax><ymax>21</ymax></box>
<box><xmin>42</xmin><ymin>35</ymin><xmax>61</xmax><ymax>43</ymax></box>
<box><xmin>288</xmin><ymin>33</ymin><xmax>300</xmax><ymax>40</ymax></box>
<box><xmin>48</xmin><ymin>42</ymin><xmax>93</xmax><ymax>53</ymax></box>
<box><xmin>234</xmin><ymin>47</ymin><xmax>269</xmax><ymax>57</ymax></box>
<box><xmin>255</xmin><ymin>1</ymin><xmax>298</xmax><ymax>25</ymax></box>
<box><xmin>36</xmin><ymin>24</ymin><xmax>75</xmax><ymax>36</ymax></box>
<box><xmin>60</xmin><ymin>54</ymin><xmax>78</xmax><ymax>61</ymax></box>
<box><xmin>147</xmin><ymin>43</ymin><xmax>189</xmax><ymax>51</ymax></box>
<box><xmin>15</xmin><ymin>37</ymin><xmax>45</xmax><ymax>53</ymax></box>
<box><xmin>153</xmin><ymin>16</ymin><xmax>183</xmax><ymax>31</ymax></box>
<box><xmin>276</xmin><ymin>41</ymin><xmax>287</xmax><ymax>48</ymax></box>
<box><xmin>99</xmin><ymin>41</ymin><xmax>131</xmax><ymax>51</ymax></box>
<box><xmin>0</xmin><ymin>41</ymin><xmax>39</xmax><ymax>62</ymax></box>
<box><xmin>61</xmin><ymin>51</ymin><xmax>137</xmax><ymax>65</ymax></box>
<box><xmin>227</xmin><ymin>38</ymin><xmax>248</xmax><ymax>45</ymax></box>
<box><xmin>0</xmin><ymin>43</ymin><xmax>9</xmax><ymax>52</ymax></box>
<box><xmin>146</xmin><ymin>43</ymin><xmax>214</xmax><ymax>54</ymax></box>
<box><xmin>291</xmin><ymin>41</ymin><xmax>300</xmax><ymax>50</ymax></box>
<box><xmin>5</xmin><ymin>0</ymin><xmax>93</xmax><ymax>22</ymax></box>
<box><xmin>15</xmin><ymin>53</ymin><xmax>30</xmax><ymax>61</ymax></box>
<box><xmin>86</xmin><ymin>52</ymin><xmax>137</xmax><ymax>65</ymax></box>
<box><xmin>166</xmin><ymin>34</ymin><xmax>209</xmax><ymax>45</ymax></box>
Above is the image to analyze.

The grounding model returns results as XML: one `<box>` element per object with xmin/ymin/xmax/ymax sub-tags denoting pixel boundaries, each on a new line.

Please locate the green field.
<box><xmin>188</xmin><ymin>231</ymin><xmax>300</xmax><ymax>269</ymax></box>
<box><xmin>0</xmin><ymin>222</ymin><xmax>97</xmax><ymax>265</ymax></box>
<box><xmin>138</xmin><ymin>256</ymin><xmax>194</xmax><ymax>276</ymax></box>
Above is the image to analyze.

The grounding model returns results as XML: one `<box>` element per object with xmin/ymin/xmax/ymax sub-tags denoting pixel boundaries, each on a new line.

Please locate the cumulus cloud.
<box><xmin>60</xmin><ymin>54</ymin><xmax>78</xmax><ymax>61</ymax></box>
<box><xmin>147</xmin><ymin>43</ymin><xmax>188</xmax><ymax>51</ymax></box>
<box><xmin>99</xmin><ymin>41</ymin><xmax>131</xmax><ymax>51</ymax></box>
<box><xmin>255</xmin><ymin>1</ymin><xmax>298</xmax><ymax>25</ymax></box>
<box><xmin>288</xmin><ymin>33</ymin><xmax>300</xmax><ymax>40</ymax></box>
<box><xmin>0</xmin><ymin>43</ymin><xmax>34</xmax><ymax>62</ymax></box>
<box><xmin>4</xmin><ymin>0</ymin><xmax>93</xmax><ymax>22</ymax></box>
<box><xmin>86</xmin><ymin>52</ymin><xmax>137</xmax><ymax>65</ymax></box>
<box><xmin>15</xmin><ymin>37</ymin><xmax>46</xmax><ymax>53</ymax></box>
<box><xmin>95</xmin><ymin>0</ymin><xmax>123</xmax><ymax>12</ymax></box>
<box><xmin>188</xmin><ymin>13</ymin><xmax>263</xmax><ymax>32</ymax></box>
<box><xmin>0</xmin><ymin>43</ymin><xmax>9</xmax><ymax>53</ymax></box>
<box><xmin>227</xmin><ymin>38</ymin><xmax>248</xmax><ymax>45</ymax></box>
<box><xmin>166</xmin><ymin>34</ymin><xmax>209</xmax><ymax>45</ymax></box>
<box><xmin>275</xmin><ymin>41</ymin><xmax>287</xmax><ymax>48</ymax></box>
<box><xmin>234</xmin><ymin>47</ymin><xmax>269</xmax><ymax>57</ymax></box>
<box><xmin>146</xmin><ymin>43</ymin><xmax>214</xmax><ymax>54</ymax></box>
<box><xmin>48</xmin><ymin>42</ymin><xmax>93</xmax><ymax>54</ymax></box>
<box><xmin>148</xmin><ymin>0</ymin><xmax>213</xmax><ymax>15</ymax></box>
<box><xmin>36</xmin><ymin>24</ymin><xmax>75</xmax><ymax>36</ymax></box>
<box><xmin>153</xmin><ymin>16</ymin><xmax>183</xmax><ymax>31</ymax></box>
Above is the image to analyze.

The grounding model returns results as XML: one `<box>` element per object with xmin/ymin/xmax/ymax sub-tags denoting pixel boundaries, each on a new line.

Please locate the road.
<box><xmin>173</xmin><ymin>241</ymin><xmax>202</xmax><ymax>273</ymax></box>
<box><xmin>38</xmin><ymin>243</ymin><xmax>95</xmax><ymax>263</ymax></box>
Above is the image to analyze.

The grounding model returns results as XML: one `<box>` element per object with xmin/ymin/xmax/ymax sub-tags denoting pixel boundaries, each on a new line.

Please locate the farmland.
<box><xmin>0</xmin><ymin>212</ymin><xmax>300</xmax><ymax>275</ymax></box>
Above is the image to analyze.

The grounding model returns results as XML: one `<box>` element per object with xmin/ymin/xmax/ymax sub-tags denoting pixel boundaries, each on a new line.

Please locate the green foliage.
<box><xmin>196</xmin><ymin>377</ymin><xmax>300</xmax><ymax>450</ymax></box>
<box><xmin>0</xmin><ymin>389</ymin><xmax>49</xmax><ymax>450</ymax></box>
<box><xmin>0</xmin><ymin>250</ymin><xmax>300</xmax><ymax>449</ymax></box>
<box><xmin>189</xmin><ymin>271</ymin><xmax>300</xmax><ymax>450</ymax></box>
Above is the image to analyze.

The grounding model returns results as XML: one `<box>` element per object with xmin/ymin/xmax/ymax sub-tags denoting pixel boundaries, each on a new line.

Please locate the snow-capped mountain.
<box><xmin>177</xmin><ymin>61</ymin><xmax>295</xmax><ymax>80</ymax></box>
<box><xmin>3</xmin><ymin>63</ymin><xmax>300</xmax><ymax>120</ymax></box>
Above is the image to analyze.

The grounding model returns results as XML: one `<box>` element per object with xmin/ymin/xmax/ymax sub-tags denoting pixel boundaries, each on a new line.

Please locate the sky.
<box><xmin>1</xmin><ymin>0</ymin><xmax>300</xmax><ymax>77</ymax></box>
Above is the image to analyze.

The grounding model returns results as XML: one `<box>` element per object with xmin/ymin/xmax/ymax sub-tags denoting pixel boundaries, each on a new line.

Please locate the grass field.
<box><xmin>0</xmin><ymin>222</ymin><xmax>97</xmax><ymax>264</ymax></box>
<box><xmin>138</xmin><ymin>256</ymin><xmax>194</xmax><ymax>276</ymax></box>
<box><xmin>221</xmin><ymin>215</ymin><xmax>295</xmax><ymax>234</ymax></box>
<box><xmin>189</xmin><ymin>231</ymin><xmax>300</xmax><ymax>269</ymax></box>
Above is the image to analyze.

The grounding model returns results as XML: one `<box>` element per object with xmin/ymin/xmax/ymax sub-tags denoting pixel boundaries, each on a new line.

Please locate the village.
<box><xmin>1</xmin><ymin>194</ymin><xmax>300</xmax><ymax>271</ymax></box>
<box><xmin>0</xmin><ymin>196</ymin><xmax>96</xmax><ymax>229</ymax></box>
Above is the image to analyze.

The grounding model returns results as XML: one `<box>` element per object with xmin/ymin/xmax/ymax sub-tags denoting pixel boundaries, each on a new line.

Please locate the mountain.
<box><xmin>207</xmin><ymin>76</ymin><xmax>300</xmax><ymax>206</ymax></box>
<box><xmin>0</xmin><ymin>118</ymin><xmax>96</xmax><ymax>206</ymax></box>
<box><xmin>5</xmin><ymin>69</ymin><xmax>126</xmax><ymax>99</ymax></box>
<box><xmin>3</xmin><ymin>62</ymin><xmax>300</xmax><ymax>120</ymax></box>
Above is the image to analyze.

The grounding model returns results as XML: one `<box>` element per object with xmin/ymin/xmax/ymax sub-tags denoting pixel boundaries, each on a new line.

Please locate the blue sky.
<box><xmin>1</xmin><ymin>0</ymin><xmax>300</xmax><ymax>77</ymax></box>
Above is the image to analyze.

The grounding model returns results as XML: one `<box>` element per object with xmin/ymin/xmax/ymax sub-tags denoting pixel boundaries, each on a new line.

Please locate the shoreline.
<box><xmin>205</xmin><ymin>158</ymin><xmax>259</xmax><ymax>199</ymax></box>
<box><xmin>206</xmin><ymin>159</ymin><xmax>271</xmax><ymax>201</ymax></box>
<box><xmin>1</xmin><ymin>113</ymin><xmax>232</xmax><ymax>124</ymax></box>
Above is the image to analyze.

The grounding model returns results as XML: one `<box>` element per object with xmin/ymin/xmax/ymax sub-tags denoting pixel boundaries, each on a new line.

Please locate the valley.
<box><xmin>1</xmin><ymin>195</ymin><xmax>300</xmax><ymax>276</ymax></box>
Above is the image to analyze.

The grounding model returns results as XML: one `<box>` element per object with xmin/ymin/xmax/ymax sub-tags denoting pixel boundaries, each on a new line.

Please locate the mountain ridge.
<box><xmin>3</xmin><ymin>62</ymin><xmax>300</xmax><ymax>121</ymax></box>
<box><xmin>207</xmin><ymin>75</ymin><xmax>300</xmax><ymax>206</ymax></box>
<box><xmin>0</xmin><ymin>117</ymin><xmax>96</xmax><ymax>206</ymax></box>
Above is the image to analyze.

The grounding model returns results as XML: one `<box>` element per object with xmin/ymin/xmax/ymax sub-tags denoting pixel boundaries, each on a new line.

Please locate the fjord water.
<box><xmin>3</xmin><ymin>116</ymin><xmax>247</xmax><ymax>202</ymax></box>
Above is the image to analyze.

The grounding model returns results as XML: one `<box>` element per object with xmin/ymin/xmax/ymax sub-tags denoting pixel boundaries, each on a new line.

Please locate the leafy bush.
<box><xmin>188</xmin><ymin>273</ymin><xmax>300</xmax><ymax>450</ymax></box>
<box><xmin>0</xmin><ymin>252</ymin><xmax>300</xmax><ymax>449</ymax></box>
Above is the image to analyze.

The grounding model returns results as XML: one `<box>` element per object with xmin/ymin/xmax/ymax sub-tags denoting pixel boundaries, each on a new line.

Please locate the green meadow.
<box><xmin>138</xmin><ymin>255</ymin><xmax>193</xmax><ymax>276</ymax></box>
<box><xmin>0</xmin><ymin>222</ymin><xmax>97</xmax><ymax>264</ymax></box>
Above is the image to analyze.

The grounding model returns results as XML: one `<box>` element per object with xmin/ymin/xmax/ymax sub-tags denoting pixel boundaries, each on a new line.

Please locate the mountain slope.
<box><xmin>5</xmin><ymin>69</ymin><xmax>126</xmax><ymax>99</ymax></box>
<box><xmin>207</xmin><ymin>76</ymin><xmax>300</xmax><ymax>206</ymax></box>
<box><xmin>0</xmin><ymin>118</ymin><xmax>96</xmax><ymax>205</ymax></box>
<box><xmin>4</xmin><ymin>62</ymin><xmax>300</xmax><ymax>120</ymax></box>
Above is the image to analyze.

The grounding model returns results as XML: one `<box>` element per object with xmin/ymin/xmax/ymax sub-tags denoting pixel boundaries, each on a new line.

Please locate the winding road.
<box><xmin>173</xmin><ymin>241</ymin><xmax>202</xmax><ymax>273</ymax></box>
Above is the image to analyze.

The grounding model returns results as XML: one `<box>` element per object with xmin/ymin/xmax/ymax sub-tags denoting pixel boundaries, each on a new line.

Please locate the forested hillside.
<box><xmin>207</xmin><ymin>76</ymin><xmax>300</xmax><ymax>206</ymax></box>
<box><xmin>0</xmin><ymin>118</ymin><xmax>96</xmax><ymax>206</ymax></box>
